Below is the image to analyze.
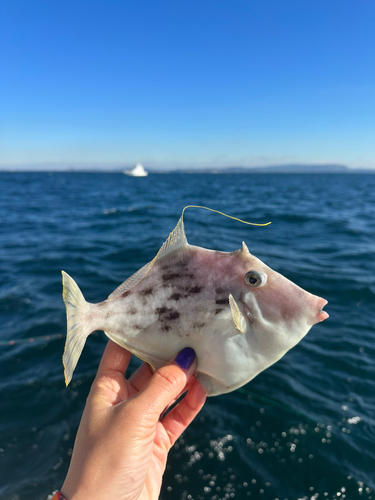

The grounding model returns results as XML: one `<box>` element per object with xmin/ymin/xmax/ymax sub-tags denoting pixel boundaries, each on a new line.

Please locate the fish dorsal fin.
<box><xmin>231</xmin><ymin>241</ymin><xmax>251</xmax><ymax>256</ymax></box>
<box><xmin>108</xmin><ymin>216</ymin><xmax>188</xmax><ymax>299</ymax></box>
<box><xmin>241</xmin><ymin>241</ymin><xmax>250</xmax><ymax>254</ymax></box>
<box><xmin>108</xmin><ymin>261</ymin><xmax>155</xmax><ymax>299</ymax></box>
<box><xmin>229</xmin><ymin>294</ymin><xmax>246</xmax><ymax>333</ymax></box>
<box><xmin>153</xmin><ymin>216</ymin><xmax>188</xmax><ymax>261</ymax></box>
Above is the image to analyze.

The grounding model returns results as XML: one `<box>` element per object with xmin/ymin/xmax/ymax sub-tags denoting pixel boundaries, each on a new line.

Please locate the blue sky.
<box><xmin>0</xmin><ymin>0</ymin><xmax>374</xmax><ymax>170</ymax></box>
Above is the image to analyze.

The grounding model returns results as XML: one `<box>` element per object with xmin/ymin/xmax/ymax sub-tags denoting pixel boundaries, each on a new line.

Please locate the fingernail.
<box><xmin>175</xmin><ymin>347</ymin><xmax>196</xmax><ymax>370</ymax></box>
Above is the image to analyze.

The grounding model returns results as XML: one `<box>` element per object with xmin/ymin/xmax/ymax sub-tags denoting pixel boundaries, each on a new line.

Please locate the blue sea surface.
<box><xmin>0</xmin><ymin>172</ymin><xmax>374</xmax><ymax>499</ymax></box>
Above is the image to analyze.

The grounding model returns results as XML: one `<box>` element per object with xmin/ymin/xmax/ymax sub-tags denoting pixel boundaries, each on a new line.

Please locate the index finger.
<box><xmin>96</xmin><ymin>339</ymin><xmax>132</xmax><ymax>378</ymax></box>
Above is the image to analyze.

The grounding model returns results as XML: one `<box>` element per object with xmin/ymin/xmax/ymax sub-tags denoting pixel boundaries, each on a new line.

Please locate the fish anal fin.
<box><xmin>105</xmin><ymin>332</ymin><xmax>165</xmax><ymax>372</ymax></box>
<box><xmin>229</xmin><ymin>294</ymin><xmax>246</xmax><ymax>333</ymax></box>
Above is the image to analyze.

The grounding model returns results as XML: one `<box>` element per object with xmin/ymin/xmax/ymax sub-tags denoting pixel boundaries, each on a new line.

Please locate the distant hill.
<box><xmin>236</xmin><ymin>164</ymin><xmax>349</xmax><ymax>173</ymax></box>
<box><xmin>172</xmin><ymin>164</ymin><xmax>353</xmax><ymax>174</ymax></box>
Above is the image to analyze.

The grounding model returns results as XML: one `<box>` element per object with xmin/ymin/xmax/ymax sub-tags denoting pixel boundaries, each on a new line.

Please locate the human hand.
<box><xmin>61</xmin><ymin>341</ymin><xmax>206</xmax><ymax>500</ymax></box>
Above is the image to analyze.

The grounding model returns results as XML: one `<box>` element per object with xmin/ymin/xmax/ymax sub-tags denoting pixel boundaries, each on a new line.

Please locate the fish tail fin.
<box><xmin>62</xmin><ymin>271</ymin><xmax>94</xmax><ymax>386</ymax></box>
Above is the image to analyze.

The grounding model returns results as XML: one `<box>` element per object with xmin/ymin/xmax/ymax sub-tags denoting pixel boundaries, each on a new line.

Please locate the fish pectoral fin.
<box><xmin>229</xmin><ymin>294</ymin><xmax>246</xmax><ymax>333</ymax></box>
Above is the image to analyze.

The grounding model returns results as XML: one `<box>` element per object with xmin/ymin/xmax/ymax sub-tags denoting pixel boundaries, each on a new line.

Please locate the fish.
<box><xmin>61</xmin><ymin>206</ymin><xmax>328</xmax><ymax>396</ymax></box>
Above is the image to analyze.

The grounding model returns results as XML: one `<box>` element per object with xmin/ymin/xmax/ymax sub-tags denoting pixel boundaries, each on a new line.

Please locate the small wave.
<box><xmin>0</xmin><ymin>294</ymin><xmax>32</xmax><ymax>313</ymax></box>
<box><xmin>103</xmin><ymin>208</ymin><xmax>119</xmax><ymax>215</ymax></box>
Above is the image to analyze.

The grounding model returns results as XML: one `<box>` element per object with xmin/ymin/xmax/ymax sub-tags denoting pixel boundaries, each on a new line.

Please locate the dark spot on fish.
<box><xmin>162</xmin><ymin>273</ymin><xmax>180</xmax><ymax>281</ymax></box>
<box><xmin>193</xmin><ymin>322</ymin><xmax>205</xmax><ymax>329</ymax></box>
<box><xmin>121</xmin><ymin>290</ymin><xmax>131</xmax><ymax>298</ymax></box>
<box><xmin>215</xmin><ymin>308</ymin><xmax>223</xmax><ymax>315</ymax></box>
<box><xmin>105</xmin><ymin>312</ymin><xmax>111</xmax><ymax>319</ymax></box>
<box><xmin>156</xmin><ymin>306</ymin><xmax>179</xmax><ymax>322</ymax></box>
<box><xmin>216</xmin><ymin>287</ymin><xmax>224</xmax><ymax>294</ymax></box>
<box><xmin>161</xmin><ymin>324</ymin><xmax>171</xmax><ymax>332</ymax></box>
<box><xmin>170</xmin><ymin>293</ymin><xmax>182</xmax><ymax>301</ymax></box>
<box><xmin>141</xmin><ymin>287</ymin><xmax>153</xmax><ymax>296</ymax></box>
<box><xmin>187</xmin><ymin>286</ymin><xmax>202</xmax><ymax>294</ymax></box>
<box><xmin>216</xmin><ymin>298</ymin><xmax>228</xmax><ymax>305</ymax></box>
<box><xmin>128</xmin><ymin>307</ymin><xmax>137</xmax><ymax>315</ymax></box>
<box><xmin>167</xmin><ymin>310</ymin><xmax>180</xmax><ymax>321</ymax></box>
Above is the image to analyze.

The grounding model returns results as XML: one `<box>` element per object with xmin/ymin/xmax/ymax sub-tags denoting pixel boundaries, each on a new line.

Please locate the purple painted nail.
<box><xmin>175</xmin><ymin>347</ymin><xmax>196</xmax><ymax>370</ymax></box>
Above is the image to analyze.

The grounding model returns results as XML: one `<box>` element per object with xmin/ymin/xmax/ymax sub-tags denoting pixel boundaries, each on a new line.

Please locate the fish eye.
<box><xmin>244</xmin><ymin>271</ymin><xmax>266</xmax><ymax>288</ymax></box>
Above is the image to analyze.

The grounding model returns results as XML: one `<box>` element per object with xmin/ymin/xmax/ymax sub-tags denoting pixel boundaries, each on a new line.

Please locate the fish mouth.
<box><xmin>316</xmin><ymin>298</ymin><xmax>329</xmax><ymax>323</ymax></box>
<box><xmin>240</xmin><ymin>296</ymin><xmax>329</xmax><ymax>326</ymax></box>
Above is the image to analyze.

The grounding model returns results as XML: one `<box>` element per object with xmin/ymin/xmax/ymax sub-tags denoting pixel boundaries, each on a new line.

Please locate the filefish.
<box><xmin>62</xmin><ymin>207</ymin><xmax>328</xmax><ymax>396</ymax></box>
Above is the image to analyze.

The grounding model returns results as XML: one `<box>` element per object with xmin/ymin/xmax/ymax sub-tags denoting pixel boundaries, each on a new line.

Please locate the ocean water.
<box><xmin>0</xmin><ymin>171</ymin><xmax>374</xmax><ymax>500</ymax></box>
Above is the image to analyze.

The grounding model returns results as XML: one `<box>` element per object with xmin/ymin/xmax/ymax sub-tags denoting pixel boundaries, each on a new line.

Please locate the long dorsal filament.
<box><xmin>181</xmin><ymin>205</ymin><xmax>271</xmax><ymax>227</ymax></box>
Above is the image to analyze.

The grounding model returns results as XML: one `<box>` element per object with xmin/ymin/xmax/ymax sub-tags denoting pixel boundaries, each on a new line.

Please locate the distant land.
<box><xmin>168</xmin><ymin>164</ymin><xmax>360</xmax><ymax>174</ymax></box>
<box><xmin>160</xmin><ymin>164</ymin><xmax>375</xmax><ymax>174</ymax></box>
<box><xmin>0</xmin><ymin>163</ymin><xmax>374</xmax><ymax>173</ymax></box>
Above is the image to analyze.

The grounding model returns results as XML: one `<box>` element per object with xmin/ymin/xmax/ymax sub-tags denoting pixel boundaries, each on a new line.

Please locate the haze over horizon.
<box><xmin>1</xmin><ymin>0</ymin><xmax>374</xmax><ymax>171</ymax></box>
<box><xmin>1</xmin><ymin>162</ymin><xmax>373</xmax><ymax>174</ymax></box>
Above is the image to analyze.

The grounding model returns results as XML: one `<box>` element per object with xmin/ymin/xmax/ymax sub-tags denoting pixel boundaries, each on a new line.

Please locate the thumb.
<box><xmin>136</xmin><ymin>347</ymin><xmax>196</xmax><ymax>421</ymax></box>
